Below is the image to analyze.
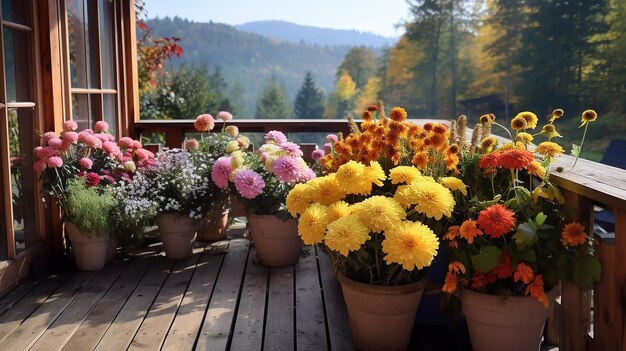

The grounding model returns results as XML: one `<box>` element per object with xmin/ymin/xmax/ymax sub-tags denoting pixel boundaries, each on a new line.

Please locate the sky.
<box><xmin>144</xmin><ymin>0</ymin><xmax>411</xmax><ymax>37</ymax></box>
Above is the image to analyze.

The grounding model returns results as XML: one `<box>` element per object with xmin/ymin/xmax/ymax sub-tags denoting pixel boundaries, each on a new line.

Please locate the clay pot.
<box><xmin>197</xmin><ymin>211</ymin><xmax>229</xmax><ymax>242</ymax></box>
<box><xmin>461</xmin><ymin>287</ymin><xmax>553</xmax><ymax>351</ymax></box>
<box><xmin>156</xmin><ymin>213</ymin><xmax>196</xmax><ymax>259</ymax></box>
<box><xmin>337</xmin><ymin>273</ymin><xmax>428</xmax><ymax>351</ymax></box>
<box><xmin>247</xmin><ymin>214</ymin><xmax>302</xmax><ymax>266</ymax></box>
<box><xmin>65</xmin><ymin>221</ymin><xmax>110</xmax><ymax>271</ymax></box>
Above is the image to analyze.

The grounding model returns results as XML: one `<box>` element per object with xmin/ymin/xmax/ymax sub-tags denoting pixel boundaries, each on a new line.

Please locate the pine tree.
<box><xmin>294</xmin><ymin>72</ymin><xmax>325</xmax><ymax>119</ymax></box>
<box><xmin>255</xmin><ymin>81</ymin><xmax>291</xmax><ymax>119</ymax></box>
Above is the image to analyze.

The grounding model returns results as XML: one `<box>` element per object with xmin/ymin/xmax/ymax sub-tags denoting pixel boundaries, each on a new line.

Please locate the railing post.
<box><xmin>615</xmin><ymin>210</ymin><xmax>626</xmax><ymax>351</ymax></box>
<box><xmin>165</xmin><ymin>128</ymin><xmax>184</xmax><ymax>149</ymax></box>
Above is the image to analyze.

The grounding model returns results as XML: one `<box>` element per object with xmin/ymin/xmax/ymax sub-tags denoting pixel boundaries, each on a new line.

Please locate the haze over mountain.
<box><xmin>235</xmin><ymin>20</ymin><xmax>398</xmax><ymax>47</ymax></box>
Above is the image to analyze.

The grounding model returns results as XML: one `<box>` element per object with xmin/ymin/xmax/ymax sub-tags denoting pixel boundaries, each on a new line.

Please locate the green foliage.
<box><xmin>336</xmin><ymin>46</ymin><xmax>379</xmax><ymax>90</ymax></box>
<box><xmin>255</xmin><ymin>80</ymin><xmax>291</xmax><ymax>119</ymax></box>
<box><xmin>294</xmin><ymin>72</ymin><xmax>325</xmax><ymax>119</ymax></box>
<box><xmin>65</xmin><ymin>179</ymin><xmax>115</xmax><ymax>237</ymax></box>
<box><xmin>471</xmin><ymin>245</ymin><xmax>502</xmax><ymax>273</ymax></box>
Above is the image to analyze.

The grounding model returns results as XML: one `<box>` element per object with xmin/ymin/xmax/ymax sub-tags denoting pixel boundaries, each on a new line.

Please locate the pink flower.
<box><xmin>63</xmin><ymin>132</ymin><xmax>78</xmax><ymax>144</ymax></box>
<box><xmin>259</xmin><ymin>152</ymin><xmax>271</xmax><ymax>162</ymax></box>
<box><xmin>85</xmin><ymin>135</ymin><xmax>103</xmax><ymax>148</ymax></box>
<box><xmin>211</xmin><ymin>156</ymin><xmax>232</xmax><ymax>189</ymax></box>
<box><xmin>272</xmin><ymin>156</ymin><xmax>302</xmax><ymax>183</ymax></box>
<box><xmin>135</xmin><ymin>148</ymin><xmax>154</xmax><ymax>161</ymax></box>
<box><xmin>225</xmin><ymin>125</ymin><xmax>239</xmax><ymax>137</ymax></box>
<box><xmin>33</xmin><ymin>159</ymin><xmax>47</xmax><ymax>171</ymax></box>
<box><xmin>132</xmin><ymin>140</ymin><xmax>142</xmax><ymax>149</ymax></box>
<box><xmin>118</xmin><ymin>137</ymin><xmax>134</xmax><ymax>148</ymax></box>
<box><xmin>184</xmin><ymin>138</ymin><xmax>200</xmax><ymax>151</ymax></box>
<box><xmin>36</xmin><ymin>146</ymin><xmax>57</xmax><ymax>160</ymax></box>
<box><xmin>216</xmin><ymin>111</ymin><xmax>233</xmax><ymax>121</ymax></box>
<box><xmin>326</xmin><ymin>134</ymin><xmax>338</xmax><ymax>143</ymax></box>
<box><xmin>42</xmin><ymin>131</ymin><xmax>58</xmax><ymax>144</ymax></box>
<box><xmin>48</xmin><ymin>137</ymin><xmax>63</xmax><ymax>149</ymax></box>
<box><xmin>95</xmin><ymin>134</ymin><xmax>110</xmax><ymax>142</ymax></box>
<box><xmin>77</xmin><ymin>131</ymin><xmax>91</xmax><ymax>143</ymax></box>
<box><xmin>79</xmin><ymin>157</ymin><xmax>93</xmax><ymax>169</ymax></box>
<box><xmin>85</xmin><ymin>172</ymin><xmax>101</xmax><ymax>187</ymax></box>
<box><xmin>234</xmin><ymin>169</ymin><xmax>265</xmax><ymax>199</ymax></box>
<box><xmin>264</xmin><ymin>130</ymin><xmax>287</xmax><ymax>145</ymax></box>
<box><xmin>82</xmin><ymin>128</ymin><xmax>94</xmax><ymax>134</ymax></box>
<box><xmin>279</xmin><ymin>142</ymin><xmax>303</xmax><ymax>157</ymax></box>
<box><xmin>46</xmin><ymin>156</ymin><xmax>63</xmax><ymax>168</ymax></box>
<box><xmin>311</xmin><ymin>149</ymin><xmax>325</xmax><ymax>161</ymax></box>
<box><xmin>194</xmin><ymin>114</ymin><xmax>215</xmax><ymax>132</ymax></box>
<box><xmin>94</xmin><ymin>121</ymin><xmax>109</xmax><ymax>132</ymax></box>
<box><xmin>299</xmin><ymin>168</ymin><xmax>317</xmax><ymax>182</ymax></box>
<box><xmin>103</xmin><ymin>141</ymin><xmax>121</xmax><ymax>156</ymax></box>
<box><xmin>62</xmin><ymin>120</ymin><xmax>78</xmax><ymax>131</ymax></box>
<box><xmin>323</xmin><ymin>143</ymin><xmax>332</xmax><ymax>153</ymax></box>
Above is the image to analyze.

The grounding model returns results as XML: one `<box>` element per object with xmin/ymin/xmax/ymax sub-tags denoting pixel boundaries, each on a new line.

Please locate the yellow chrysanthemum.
<box><xmin>298</xmin><ymin>203</ymin><xmax>330</xmax><ymax>245</ymax></box>
<box><xmin>365</xmin><ymin>161</ymin><xmax>386</xmax><ymax>187</ymax></box>
<box><xmin>480</xmin><ymin>136</ymin><xmax>498</xmax><ymax>152</ymax></box>
<box><xmin>526</xmin><ymin>160</ymin><xmax>546</xmax><ymax>180</ymax></box>
<box><xmin>580</xmin><ymin>109</ymin><xmax>598</xmax><ymax>127</ymax></box>
<box><xmin>353</xmin><ymin>196</ymin><xmax>406</xmax><ymax>233</ymax></box>
<box><xmin>409</xmin><ymin>181</ymin><xmax>455</xmax><ymax>220</ymax></box>
<box><xmin>324</xmin><ymin>215</ymin><xmax>371</xmax><ymax>256</ymax></box>
<box><xmin>230</xmin><ymin>151</ymin><xmax>245</xmax><ymax>170</ymax></box>
<box><xmin>517</xmin><ymin>111</ymin><xmax>538</xmax><ymax>129</ymax></box>
<box><xmin>335</xmin><ymin>160</ymin><xmax>371</xmax><ymax>195</ymax></box>
<box><xmin>515</xmin><ymin>132</ymin><xmax>534</xmax><ymax>145</ymax></box>
<box><xmin>439</xmin><ymin>177</ymin><xmax>468</xmax><ymax>196</ymax></box>
<box><xmin>382</xmin><ymin>221</ymin><xmax>439</xmax><ymax>271</ymax></box>
<box><xmin>535</xmin><ymin>141</ymin><xmax>564</xmax><ymax>158</ymax></box>
<box><xmin>511</xmin><ymin>116</ymin><xmax>528</xmax><ymax>131</ymax></box>
<box><xmin>225</xmin><ymin>140</ymin><xmax>240</xmax><ymax>153</ymax></box>
<box><xmin>286</xmin><ymin>183</ymin><xmax>313</xmax><ymax>217</ymax></box>
<box><xmin>549</xmin><ymin>108</ymin><xmax>564</xmax><ymax>123</ymax></box>
<box><xmin>326</xmin><ymin>201</ymin><xmax>352</xmax><ymax>222</ymax></box>
<box><xmin>541</xmin><ymin>124</ymin><xmax>561</xmax><ymax>139</ymax></box>
<box><xmin>394</xmin><ymin>185</ymin><xmax>412</xmax><ymax>209</ymax></box>
<box><xmin>389</xmin><ymin>166</ymin><xmax>422</xmax><ymax>185</ymax></box>
<box><xmin>307</xmin><ymin>174</ymin><xmax>346</xmax><ymax>206</ymax></box>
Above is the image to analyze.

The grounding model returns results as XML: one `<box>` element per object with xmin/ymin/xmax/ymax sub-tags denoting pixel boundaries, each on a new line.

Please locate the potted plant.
<box><xmin>442</xmin><ymin>109</ymin><xmax>601</xmax><ymax>351</ymax></box>
<box><xmin>212</xmin><ymin>130</ymin><xmax>315</xmax><ymax>266</ymax></box>
<box><xmin>286</xmin><ymin>103</ymin><xmax>465</xmax><ymax>351</ymax></box>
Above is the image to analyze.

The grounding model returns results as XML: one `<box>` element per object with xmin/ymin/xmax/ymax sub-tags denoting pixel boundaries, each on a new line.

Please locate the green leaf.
<box><xmin>511</xmin><ymin>248</ymin><xmax>537</xmax><ymax>265</ymax></box>
<box><xmin>535</xmin><ymin>212</ymin><xmax>547</xmax><ymax>226</ymax></box>
<box><xmin>574</xmin><ymin>255</ymin><xmax>601</xmax><ymax>288</ymax></box>
<box><xmin>512</xmin><ymin>222</ymin><xmax>537</xmax><ymax>249</ymax></box>
<box><xmin>471</xmin><ymin>246</ymin><xmax>502</xmax><ymax>273</ymax></box>
<box><xmin>571</xmin><ymin>144</ymin><xmax>581</xmax><ymax>157</ymax></box>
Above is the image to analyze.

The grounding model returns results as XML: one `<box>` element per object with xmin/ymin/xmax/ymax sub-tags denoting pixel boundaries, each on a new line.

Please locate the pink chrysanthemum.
<box><xmin>184</xmin><ymin>138</ymin><xmax>200</xmax><ymax>150</ymax></box>
<box><xmin>94</xmin><ymin>121</ymin><xmax>109</xmax><ymax>132</ymax></box>
<box><xmin>299</xmin><ymin>167</ymin><xmax>317</xmax><ymax>182</ymax></box>
<box><xmin>95</xmin><ymin>133</ymin><xmax>110</xmax><ymax>142</ymax></box>
<box><xmin>84</xmin><ymin>135</ymin><xmax>102</xmax><ymax>148</ymax></box>
<box><xmin>323</xmin><ymin>143</ymin><xmax>332</xmax><ymax>153</ymax></box>
<box><xmin>134</xmin><ymin>148</ymin><xmax>153</xmax><ymax>161</ymax></box>
<box><xmin>36</xmin><ymin>146</ymin><xmax>57</xmax><ymax>160</ymax></box>
<box><xmin>79</xmin><ymin>157</ymin><xmax>93</xmax><ymax>169</ymax></box>
<box><xmin>132</xmin><ymin>140</ymin><xmax>142</xmax><ymax>149</ymax></box>
<box><xmin>279</xmin><ymin>142</ymin><xmax>303</xmax><ymax>157</ymax></box>
<box><xmin>77</xmin><ymin>131</ymin><xmax>91</xmax><ymax>143</ymax></box>
<box><xmin>311</xmin><ymin>149</ymin><xmax>325</xmax><ymax>161</ymax></box>
<box><xmin>264</xmin><ymin>130</ymin><xmax>287</xmax><ymax>145</ymax></box>
<box><xmin>33</xmin><ymin>160</ymin><xmax>47</xmax><ymax>171</ymax></box>
<box><xmin>326</xmin><ymin>134</ymin><xmax>338</xmax><ymax>143</ymax></box>
<box><xmin>82</xmin><ymin>128</ymin><xmax>94</xmax><ymax>134</ymax></box>
<box><xmin>42</xmin><ymin>131</ymin><xmax>58</xmax><ymax>144</ymax></box>
<box><xmin>259</xmin><ymin>152</ymin><xmax>271</xmax><ymax>162</ymax></box>
<box><xmin>194</xmin><ymin>114</ymin><xmax>215</xmax><ymax>132</ymax></box>
<box><xmin>63</xmin><ymin>131</ymin><xmax>78</xmax><ymax>144</ymax></box>
<box><xmin>85</xmin><ymin>172</ymin><xmax>101</xmax><ymax>187</ymax></box>
<box><xmin>216</xmin><ymin>111</ymin><xmax>233</xmax><ymax>121</ymax></box>
<box><xmin>46</xmin><ymin>156</ymin><xmax>63</xmax><ymax>168</ymax></box>
<box><xmin>272</xmin><ymin>156</ymin><xmax>302</xmax><ymax>183</ymax></box>
<box><xmin>62</xmin><ymin>120</ymin><xmax>78</xmax><ymax>131</ymax></box>
<box><xmin>234</xmin><ymin>169</ymin><xmax>265</xmax><ymax>199</ymax></box>
<box><xmin>118</xmin><ymin>137</ymin><xmax>134</xmax><ymax>148</ymax></box>
<box><xmin>103</xmin><ymin>141</ymin><xmax>121</xmax><ymax>156</ymax></box>
<box><xmin>48</xmin><ymin>137</ymin><xmax>63</xmax><ymax>148</ymax></box>
<box><xmin>211</xmin><ymin>156</ymin><xmax>232</xmax><ymax>189</ymax></box>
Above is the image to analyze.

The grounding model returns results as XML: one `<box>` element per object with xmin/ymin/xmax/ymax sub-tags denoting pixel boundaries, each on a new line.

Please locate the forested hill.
<box><xmin>235</xmin><ymin>20</ymin><xmax>397</xmax><ymax>47</ymax></box>
<box><xmin>146</xmin><ymin>17</ymin><xmax>360</xmax><ymax>116</ymax></box>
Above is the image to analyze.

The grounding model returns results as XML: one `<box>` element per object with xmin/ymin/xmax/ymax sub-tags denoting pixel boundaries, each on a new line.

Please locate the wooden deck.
<box><xmin>0</xmin><ymin>226</ymin><xmax>545</xmax><ymax>351</ymax></box>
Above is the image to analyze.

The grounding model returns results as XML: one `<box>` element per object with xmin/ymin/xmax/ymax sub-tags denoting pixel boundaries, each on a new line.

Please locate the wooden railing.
<box><xmin>134</xmin><ymin>119</ymin><xmax>626</xmax><ymax>351</ymax></box>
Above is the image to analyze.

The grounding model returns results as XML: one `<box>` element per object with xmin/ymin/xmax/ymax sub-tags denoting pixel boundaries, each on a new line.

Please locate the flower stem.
<box><xmin>569</xmin><ymin>123</ymin><xmax>588</xmax><ymax>171</ymax></box>
<box><xmin>492</xmin><ymin>122</ymin><xmax>513</xmax><ymax>140</ymax></box>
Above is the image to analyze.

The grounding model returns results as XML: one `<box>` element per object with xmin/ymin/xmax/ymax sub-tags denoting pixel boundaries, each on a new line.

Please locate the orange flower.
<box><xmin>494</xmin><ymin>250</ymin><xmax>513</xmax><ymax>279</ymax></box>
<box><xmin>432</xmin><ymin>123</ymin><xmax>448</xmax><ymax>134</ymax></box>
<box><xmin>362</xmin><ymin>110</ymin><xmax>373</xmax><ymax>121</ymax></box>
<box><xmin>561</xmin><ymin>222</ymin><xmax>587</xmax><ymax>247</ymax></box>
<box><xmin>525</xmin><ymin>275</ymin><xmax>549</xmax><ymax>308</ymax></box>
<box><xmin>477</xmin><ymin>204</ymin><xmax>516</xmax><ymax>238</ymax></box>
<box><xmin>478</xmin><ymin>152</ymin><xmax>500</xmax><ymax>169</ymax></box>
<box><xmin>496</xmin><ymin>148</ymin><xmax>534</xmax><ymax>170</ymax></box>
<box><xmin>471</xmin><ymin>272</ymin><xmax>487</xmax><ymax>289</ymax></box>
<box><xmin>389</xmin><ymin>107</ymin><xmax>408</xmax><ymax>122</ymax></box>
<box><xmin>444</xmin><ymin>225</ymin><xmax>460</xmax><ymax>241</ymax></box>
<box><xmin>514</xmin><ymin>263</ymin><xmax>534</xmax><ymax>284</ymax></box>
<box><xmin>526</xmin><ymin>160</ymin><xmax>546</xmax><ymax>180</ymax></box>
<box><xmin>423</xmin><ymin>122</ymin><xmax>433</xmax><ymax>131</ymax></box>
<box><xmin>448</xmin><ymin>261</ymin><xmax>466</xmax><ymax>274</ymax></box>
<box><xmin>412</xmin><ymin>152</ymin><xmax>429</xmax><ymax>169</ymax></box>
<box><xmin>459</xmin><ymin>220</ymin><xmax>483</xmax><ymax>244</ymax></box>
<box><xmin>443</xmin><ymin>272</ymin><xmax>459</xmax><ymax>294</ymax></box>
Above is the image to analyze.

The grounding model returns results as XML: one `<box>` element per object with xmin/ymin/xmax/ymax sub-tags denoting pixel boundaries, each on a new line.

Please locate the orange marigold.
<box><xmin>423</xmin><ymin>122</ymin><xmax>433</xmax><ymax>131</ymax></box>
<box><xmin>412</xmin><ymin>152</ymin><xmax>429</xmax><ymax>169</ymax></box>
<box><xmin>496</xmin><ymin>148</ymin><xmax>534</xmax><ymax>170</ymax></box>
<box><xmin>448</xmin><ymin>261</ymin><xmax>466</xmax><ymax>274</ymax></box>
<box><xmin>561</xmin><ymin>222</ymin><xmax>587</xmax><ymax>247</ymax></box>
<box><xmin>494</xmin><ymin>250</ymin><xmax>513</xmax><ymax>279</ymax></box>
<box><xmin>477</xmin><ymin>204</ymin><xmax>516</xmax><ymax>238</ymax></box>
<box><xmin>432</xmin><ymin>123</ymin><xmax>448</xmax><ymax>134</ymax></box>
<box><xmin>444</xmin><ymin>226</ymin><xmax>460</xmax><ymax>241</ymax></box>
<box><xmin>525</xmin><ymin>275</ymin><xmax>549</xmax><ymax>308</ymax></box>
<box><xmin>478</xmin><ymin>152</ymin><xmax>500</xmax><ymax>169</ymax></box>
<box><xmin>389</xmin><ymin>107</ymin><xmax>408</xmax><ymax>122</ymax></box>
<box><xmin>442</xmin><ymin>272</ymin><xmax>459</xmax><ymax>294</ymax></box>
<box><xmin>362</xmin><ymin>110</ymin><xmax>373</xmax><ymax>121</ymax></box>
<box><xmin>459</xmin><ymin>219</ymin><xmax>483</xmax><ymax>244</ymax></box>
<box><xmin>514</xmin><ymin>263</ymin><xmax>534</xmax><ymax>284</ymax></box>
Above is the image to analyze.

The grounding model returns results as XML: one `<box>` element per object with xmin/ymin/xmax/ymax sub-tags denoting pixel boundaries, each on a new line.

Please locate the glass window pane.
<box><xmin>2</xmin><ymin>0</ymin><xmax>30</xmax><ymax>25</ymax></box>
<box><xmin>103</xmin><ymin>94</ymin><xmax>117</xmax><ymax>136</ymax></box>
<box><xmin>99</xmin><ymin>0</ymin><xmax>115</xmax><ymax>89</ymax></box>
<box><xmin>8</xmin><ymin>108</ymin><xmax>38</xmax><ymax>253</ymax></box>
<box><xmin>3</xmin><ymin>27</ymin><xmax>32</xmax><ymax>103</ymax></box>
<box><xmin>86</xmin><ymin>0</ymin><xmax>99</xmax><ymax>88</ymax></box>
<box><xmin>71</xmin><ymin>94</ymin><xmax>90</xmax><ymax>130</ymax></box>
<box><xmin>67</xmin><ymin>0</ymin><xmax>87</xmax><ymax>88</ymax></box>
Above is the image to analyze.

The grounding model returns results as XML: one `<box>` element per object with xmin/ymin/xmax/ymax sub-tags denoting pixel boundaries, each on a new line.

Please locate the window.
<box><xmin>65</xmin><ymin>0</ymin><xmax>119</xmax><ymax>135</ymax></box>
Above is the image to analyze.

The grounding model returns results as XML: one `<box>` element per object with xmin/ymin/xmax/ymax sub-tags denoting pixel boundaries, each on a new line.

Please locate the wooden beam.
<box><xmin>121</xmin><ymin>0</ymin><xmax>139</xmax><ymax>137</ymax></box>
<box><xmin>615</xmin><ymin>210</ymin><xmax>626</xmax><ymax>351</ymax></box>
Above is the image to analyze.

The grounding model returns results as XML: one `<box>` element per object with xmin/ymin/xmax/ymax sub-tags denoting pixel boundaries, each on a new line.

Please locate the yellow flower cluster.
<box><xmin>286</xmin><ymin>161</ymin><xmax>466</xmax><ymax>271</ymax></box>
<box><xmin>321</xmin><ymin>103</ymin><xmax>460</xmax><ymax>175</ymax></box>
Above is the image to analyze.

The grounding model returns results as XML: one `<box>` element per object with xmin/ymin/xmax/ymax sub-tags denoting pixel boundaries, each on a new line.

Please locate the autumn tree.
<box><xmin>294</xmin><ymin>72</ymin><xmax>325</xmax><ymax>119</ymax></box>
<box><xmin>256</xmin><ymin>80</ymin><xmax>291</xmax><ymax>119</ymax></box>
<box><xmin>325</xmin><ymin>71</ymin><xmax>357</xmax><ymax>119</ymax></box>
<box><xmin>336</xmin><ymin>46</ymin><xmax>380</xmax><ymax>90</ymax></box>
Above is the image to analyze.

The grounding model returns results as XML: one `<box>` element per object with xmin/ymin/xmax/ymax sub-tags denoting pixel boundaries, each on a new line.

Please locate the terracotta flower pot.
<box><xmin>197</xmin><ymin>211</ymin><xmax>229</xmax><ymax>242</ymax></box>
<box><xmin>156</xmin><ymin>213</ymin><xmax>196</xmax><ymax>259</ymax></box>
<box><xmin>461</xmin><ymin>287</ymin><xmax>553</xmax><ymax>351</ymax></box>
<box><xmin>337</xmin><ymin>272</ymin><xmax>428</xmax><ymax>351</ymax></box>
<box><xmin>247</xmin><ymin>214</ymin><xmax>302</xmax><ymax>266</ymax></box>
<box><xmin>65</xmin><ymin>221</ymin><xmax>110</xmax><ymax>271</ymax></box>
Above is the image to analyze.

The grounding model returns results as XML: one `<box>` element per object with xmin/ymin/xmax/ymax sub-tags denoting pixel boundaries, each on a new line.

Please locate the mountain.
<box><xmin>147</xmin><ymin>17</ymin><xmax>356</xmax><ymax>117</ymax></box>
<box><xmin>236</xmin><ymin>20</ymin><xmax>398</xmax><ymax>47</ymax></box>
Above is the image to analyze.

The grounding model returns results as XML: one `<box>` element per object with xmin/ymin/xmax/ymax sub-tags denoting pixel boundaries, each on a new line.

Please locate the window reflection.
<box><xmin>3</xmin><ymin>28</ymin><xmax>33</xmax><ymax>102</ymax></box>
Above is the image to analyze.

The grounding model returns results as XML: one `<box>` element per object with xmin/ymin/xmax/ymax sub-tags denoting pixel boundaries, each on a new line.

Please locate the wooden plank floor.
<box><xmin>0</xmin><ymin>227</ymin><xmax>556</xmax><ymax>351</ymax></box>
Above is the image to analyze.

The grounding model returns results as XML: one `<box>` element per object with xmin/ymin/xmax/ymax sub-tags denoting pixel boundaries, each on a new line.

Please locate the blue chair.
<box><xmin>594</xmin><ymin>140</ymin><xmax>626</xmax><ymax>233</ymax></box>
